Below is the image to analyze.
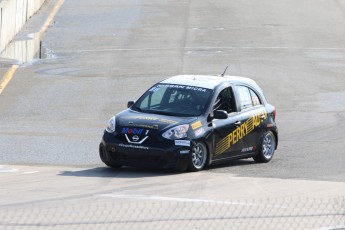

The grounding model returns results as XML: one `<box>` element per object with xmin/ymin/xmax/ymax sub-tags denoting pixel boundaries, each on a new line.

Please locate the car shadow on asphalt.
<box><xmin>58</xmin><ymin>166</ymin><xmax>179</xmax><ymax>178</ymax></box>
<box><xmin>205</xmin><ymin>159</ymin><xmax>257</xmax><ymax>170</ymax></box>
<box><xmin>58</xmin><ymin>160</ymin><xmax>256</xmax><ymax>178</ymax></box>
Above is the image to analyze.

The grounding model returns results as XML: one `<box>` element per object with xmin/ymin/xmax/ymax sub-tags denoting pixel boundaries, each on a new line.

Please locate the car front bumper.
<box><xmin>100</xmin><ymin>133</ymin><xmax>192</xmax><ymax>170</ymax></box>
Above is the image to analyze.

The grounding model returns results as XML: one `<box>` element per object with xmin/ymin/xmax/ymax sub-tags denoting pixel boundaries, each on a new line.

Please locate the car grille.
<box><xmin>117</xmin><ymin>133</ymin><xmax>159</xmax><ymax>144</ymax></box>
<box><xmin>111</xmin><ymin>147</ymin><xmax>173</xmax><ymax>167</ymax></box>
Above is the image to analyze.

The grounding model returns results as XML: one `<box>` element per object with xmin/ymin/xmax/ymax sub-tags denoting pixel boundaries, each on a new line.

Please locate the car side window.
<box><xmin>213</xmin><ymin>87</ymin><xmax>234</xmax><ymax>113</ymax></box>
<box><xmin>238</xmin><ymin>86</ymin><xmax>262</xmax><ymax>110</ymax></box>
<box><xmin>249</xmin><ymin>89</ymin><xmax>261</xmax><ymax>106</ymax></box>
<box><xmin>238</xmin><ymin>86</ymin><xmax>253</xmax><ymax>110</ymax></box>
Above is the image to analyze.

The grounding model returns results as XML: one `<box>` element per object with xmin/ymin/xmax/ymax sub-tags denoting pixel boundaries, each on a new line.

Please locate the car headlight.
<box><xmin>106</xmin><ymin>116</ymin><xmax>116</xmax><ymax>133</ymax></box>
<box><xmin>162</xmin><ymin>124</ymin><xmax>189</xmax><ymax>140</ymax></box>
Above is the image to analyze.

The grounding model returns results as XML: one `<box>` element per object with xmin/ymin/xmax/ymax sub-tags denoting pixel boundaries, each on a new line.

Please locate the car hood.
<box><xmin>117</xmin><ymin>109</ymin><xmax>197</xmax><ymax>131</ymax></box>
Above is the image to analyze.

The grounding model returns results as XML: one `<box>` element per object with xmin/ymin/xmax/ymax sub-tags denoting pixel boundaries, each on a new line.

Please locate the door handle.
<box><xmin>235</xmin><ymin>121</ymin><xmax>241</xmax><ymax>126</ymax></box>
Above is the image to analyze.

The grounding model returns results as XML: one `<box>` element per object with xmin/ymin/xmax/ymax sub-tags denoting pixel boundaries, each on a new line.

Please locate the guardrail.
<box><xmin>0</xmin><ymin>0</ymin><xmax>46</xmax><ymax>52</ymax></box>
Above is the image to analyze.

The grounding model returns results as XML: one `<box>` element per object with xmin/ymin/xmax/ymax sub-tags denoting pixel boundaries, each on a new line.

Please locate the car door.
<box><xmin>234</xmin><ymin>85</ymin><xmax>267</xmax><ymax>155</ymax></box>
<box><xmin>211</xmin><ymin>87</ymin><xmax>244</xmax><ymax>160</ymax></box>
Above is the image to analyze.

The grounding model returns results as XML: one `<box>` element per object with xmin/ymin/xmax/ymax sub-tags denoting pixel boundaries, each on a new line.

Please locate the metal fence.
<box><xmin>1</xmin><ymin>196</ymin><xmax>344</xmax><ymax>229</ymax></box>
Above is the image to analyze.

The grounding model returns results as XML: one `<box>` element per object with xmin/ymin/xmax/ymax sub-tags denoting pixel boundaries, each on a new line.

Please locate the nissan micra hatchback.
<box><xmin>100</xmin><ymin>75</ymin><xmax>278</xmax><ymax>171</ymax></box>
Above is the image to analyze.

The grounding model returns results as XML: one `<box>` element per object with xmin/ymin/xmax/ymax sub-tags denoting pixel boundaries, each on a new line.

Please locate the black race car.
<box><xmin>99</xmin><ymin>75</ymin><xmax>278</xmax><ymax>171</ymax></box>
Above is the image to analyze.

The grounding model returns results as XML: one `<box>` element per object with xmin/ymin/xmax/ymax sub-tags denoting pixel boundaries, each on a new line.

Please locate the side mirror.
<box><xmin>213</xmin><ymin>110</ymin><xmax>228</xmax><ymax>119</ymax></box>
<box><xmin>127</xmin><ymin>100</ymin><xmax>135</xmax><ymax>108</ymax></box>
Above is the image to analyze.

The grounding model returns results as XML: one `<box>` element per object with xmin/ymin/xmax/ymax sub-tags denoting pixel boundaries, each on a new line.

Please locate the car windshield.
<box><xmin>132</xmin><ymin>83</ymin><xmax>213</xmax><ymax>117</ymax></box>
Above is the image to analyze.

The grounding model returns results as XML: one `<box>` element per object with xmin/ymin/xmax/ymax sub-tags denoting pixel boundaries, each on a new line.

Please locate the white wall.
<box><xmin>0</xmin><ymin>0</ymin><xmax>46</xmax><ymax>52</ymax></box>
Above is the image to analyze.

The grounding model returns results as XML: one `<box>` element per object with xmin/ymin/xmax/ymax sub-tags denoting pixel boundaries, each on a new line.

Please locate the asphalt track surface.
<box><xmin>0</xmin><ymin>0</ymin><xmax>345</xmax><ymax>229</ymax></box>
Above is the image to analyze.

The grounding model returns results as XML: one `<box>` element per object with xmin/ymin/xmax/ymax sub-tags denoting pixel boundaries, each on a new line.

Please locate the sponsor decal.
<box><xmin>215</xmin><ymin>108</ymin><xmax>267</xmax><ymax>155</ymax></box>
<box><xmin>241</xmin><ymin>146</ymin><xmax>254</xmax><ymax>152</ymax></box>
<box><xmin>129</xmin><ymin>124</ymin><xmax>158</xmax><ymax>130</ymax></box>
<box><xmin>132</xmin><ymin>116</ymin><xmax>178</xmax><ymax>125</ymax></box>
<box><xmin>194</xmin><ymin>127</ymin><xmax>205</xmax><ymax>137</ymax></box>
<box><xmin>119</xmin><ymin>143</ymin><xmax>149</xmax><ymax>150</ymax></box>
<box><xmin>132</xmin><ymin>116</ymin><xmax>157</xmax><ymax>121</ymax></box>
<box><xmin>180</xmin><ymin>150</ymin><xmax>190</xmax><ymax>155</ymax></box>
<box><xmin>175</xmin><ymin>140</ymin><xmax>191</xmax><ymax>147</ymax></box>
<box><xmin>191</xmin><ymin>121</ymin><xmax>202</xmax><ymax>130</ymax></box>
<box><xmin>159</xmin><ymin>118</ymin><xmax>177</xmax><ymax>125</ymax></box>
<box><xmin>158</xmin><ymin>84</ymin><xmax>207</xmax><ymax>92</ymax></box>
<box><xmin>121</xmin><ymin>127</ymin><xmax>144</xmax><ymax>135</ymax></box>
<box><xmin>186</xmin><ymin>86</ymin><xmax>207</xmax><ymax>92</ymax></box>
<box><xmin>149</xmin><ymin>86</ymin><xmax>161</xmax><ymax>92</ymax></box>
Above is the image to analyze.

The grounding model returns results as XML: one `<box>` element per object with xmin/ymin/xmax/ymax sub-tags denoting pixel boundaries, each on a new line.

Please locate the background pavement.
<box><xmin>1</xmin><ymin>0</ymin><xmax>345</xmax><ymax>181</ymax></box>
<box><xmin>0</xmin><ymin>0</ymin><xmax>345</xmax><ymax>228</ymax></box>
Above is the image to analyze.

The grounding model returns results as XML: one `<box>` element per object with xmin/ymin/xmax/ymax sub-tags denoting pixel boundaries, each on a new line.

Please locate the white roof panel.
<box><xmin>160</xmin><ymin>75</ymin><xmax>255</xmax><ymax>89</ymax></box>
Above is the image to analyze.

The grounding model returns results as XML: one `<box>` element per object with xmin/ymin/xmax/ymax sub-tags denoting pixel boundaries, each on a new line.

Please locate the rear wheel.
<box><xmin>188</xmin><ymin>142</ymin><xmax>208</xmax><ymax>172</ymax></box>
<box><xmin>99</xmin><ymin>144</ymin><xmax>122</xmax><ymax>169</ymax></box>
<box><xmin>253</xmin><ymin>131</ymin><xmax>276</xmax><ymax>163</ymax></box>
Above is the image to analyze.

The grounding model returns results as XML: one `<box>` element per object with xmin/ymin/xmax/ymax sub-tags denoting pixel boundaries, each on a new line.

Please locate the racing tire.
<box><xmin>188</xmin><ymin>142</ymin><xmax>208</xmax><ymax>172</ymax></box>
<box><xmin>99</xmin><ymin>143</ymin><xmax>122</xmax><ymax>169</ymax></box>
<box><xmin>253</xmin><ymin>131</ymin><xmax>276</xmax><ymax>163</ymax></box>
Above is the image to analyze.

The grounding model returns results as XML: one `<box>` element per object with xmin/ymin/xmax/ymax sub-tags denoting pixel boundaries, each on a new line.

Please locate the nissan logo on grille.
<box><xmin>132</xmin><ymin>135</ymin><xmax>140</xmax><ymax>142</ymax></box>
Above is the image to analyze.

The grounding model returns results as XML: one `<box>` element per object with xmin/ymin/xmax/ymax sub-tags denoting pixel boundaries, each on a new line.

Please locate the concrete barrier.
<box><xmin>1</xmin><ymin>32</ymin><xmax>41</xmax><ymax>63</ymax></box>
<box><xmin>0</xmin><ymin>0</ymin><xmax>46</xmax><ymax>53</ymax></box>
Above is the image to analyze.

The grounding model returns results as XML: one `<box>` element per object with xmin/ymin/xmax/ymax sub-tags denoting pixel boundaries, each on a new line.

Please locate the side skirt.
<box><xmin>209</xmin><ymin>152</ymin><xmax>256</xmax><ymax>165</ymax></box>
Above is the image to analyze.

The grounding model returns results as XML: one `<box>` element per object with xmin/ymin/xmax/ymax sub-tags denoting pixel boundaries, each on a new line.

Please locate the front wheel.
<box><xmin>188</xmin><ymin>142</ymin><xmax>208</xmax><ymax>172</ymax></box>
<box><xmin>253</xmin><ymin>131</ymin><xmax>276</xmax><ymax>163</ymax></box>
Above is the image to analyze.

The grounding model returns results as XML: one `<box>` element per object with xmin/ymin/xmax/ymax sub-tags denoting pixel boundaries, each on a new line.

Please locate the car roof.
<box><xmin>160</xmin><ymin>75</ymin><xmax>257</xmax><ymax>90</ymax></box>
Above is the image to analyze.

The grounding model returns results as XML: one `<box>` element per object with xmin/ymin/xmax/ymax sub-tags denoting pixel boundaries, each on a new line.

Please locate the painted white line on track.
<box><xmin>256</xmin><ymin>46</ymin><xmax>289</xmax><ymax>49</ymax></box>
<box><xmin>99</xmin><ymin>194</ymin><xmax>284</xmax><ymax>208</ymax></box>
<box><xmin>78</xmin><ymin>46</ymin><xmax>345</xmax><ymax>53</ymax></box>
<box><xmin>0</xmin><ymin>166</ymin><xmax>39</xmax><ymax>174</ymax></box>
<box><xmin>80</xmin><ymin>46</ymin><xmax>292</xmax><ymax>52</ymax></box>
<box><xmin>21</xmin><ymin>171</ymin><xmax>39</xmax><ymax>175</ymax></box>
<box><xmin>79</xmin><ymin>48</ymin><xmax>175</xmax><ymax>52</ymax></box>
<box><xmin>0</xmin><ymin>165</ymin><xmax>18</xmax><ymax>173</ymax></box>
<box><xmin>313</xmin><ymin>225</ymin><xmax>345</xmax><ymax>230</ymax></box>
